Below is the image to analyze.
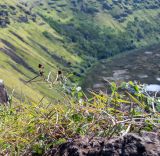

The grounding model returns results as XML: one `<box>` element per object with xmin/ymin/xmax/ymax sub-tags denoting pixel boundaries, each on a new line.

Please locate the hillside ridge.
<box><xmin>0</xmin><ymin>0</ymin><xmax>160</xmax><ymax>101</ymax></box>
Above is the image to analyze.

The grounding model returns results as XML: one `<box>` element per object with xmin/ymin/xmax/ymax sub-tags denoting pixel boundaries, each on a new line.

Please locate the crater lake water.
<box><xmin>83</xmin><ymin>45</ymin><xmax>160</xmax><ymax>93</ymax></box>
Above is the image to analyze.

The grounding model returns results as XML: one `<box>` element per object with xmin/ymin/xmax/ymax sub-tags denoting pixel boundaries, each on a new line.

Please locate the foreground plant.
<box><xmin>0</xmin><ymin>81</ymin><xmax>159</xmax><ymax>155</ymax></box>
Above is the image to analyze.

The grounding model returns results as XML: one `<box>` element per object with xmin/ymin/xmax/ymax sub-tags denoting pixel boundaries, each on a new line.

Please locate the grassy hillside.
<box><xmin>0</xmin><ymin>0</ymin><xmax>82</xmax><ymax>102</ymax></box>
<box><xmin>0</xmin><ymin>0</ymin><xmax>160</xmax><ymax>101</ymax></box>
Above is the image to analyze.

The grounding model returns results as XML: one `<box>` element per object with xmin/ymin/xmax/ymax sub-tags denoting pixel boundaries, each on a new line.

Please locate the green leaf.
<box><xmin>72</xmin><ymin>113</ymin><xmax>83</xmax><ymax>122</ymax></box>
<box><xmin>126</xmin><ymin>92</ymin><xmax>145</xmax><ymax>108</ymax></box>
<box><xmin>134</xmin><ymin>85</ymin><xmax>139</xmax><ymax>92</ymax></box>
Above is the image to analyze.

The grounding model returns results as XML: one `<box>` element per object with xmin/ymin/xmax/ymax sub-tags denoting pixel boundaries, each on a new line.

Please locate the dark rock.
<box><xmin>73</xmin><ymin>72</ymin><xmax>81</xmax><ymax>77</ymax></box>
<box><xmin>45</xmin><ymin>132</ymin><xmax>160</xmax><ymax>156</ymax></box>
<box><xmin>9</xmin><ymin>5</ymin><xmax>16</xmax><ymax>10</ymax></box>
<box><xmin>0</xmin><ymin>80</ymin><xmax>9</xmax><ymax>104</ymax></box>
<box><xmin>0</xmin><ymin>15</ymin><xmax>10</xmax><ymax>28</ymax></box>
<box><xmin>11</xmin><ymin>11</ymin><xmax>17</xmax><ymax>15</ymax></box>
<box><xmin>117</xmin><ymin>17</ymin><xmax>125</xmax><ymax>22</ymax></box>
<box><xmin>133</xmin><ymin>0</ymin><xmax>143</xmax><ymax>3</ymax></box>
<box><xmin>0</xmin><ymin>20</ymin><xmax>7</xmax><ymax>27</ymax></box>
<box><xmin>0</xmin><ymin>10</ymin><xmax>9</xmax><ymax>27</ymax></box>
<box><xmin>112</xmin><ymin>0</ymin><xmax>119</xmax><ymax>5</ymax></box>
<box><xmin>48</xmin><ymin>2</ymin><xmax>55</xmax><ymax>5</ymax></box>
<box><xmin>31</xmin><ymin>14</ymin><xmax>37</xmax><ymax>22</ymax></box>
<box><xmin>57</xmin><ymin>4</ymin><xmax>67</xmax><ymax>7</ymax></box>
<box><xmin>24</xmin><ymin>10</ymin><xmax>31</xmax><ymax>15</ymax></box>
<box><xmin>43</xmin><ymin>8</ymin><xmax>48</xmax><ymax>11</ymax></box>
<box><xmin>71</xmin><ymin>0</ymin><xmax>77</xmax><ymax>7</ymax></box>
<box><xmin>103</xmin><ymin>3</ymin><xmax>112</xmax><ymax>10</ymax></box>
<box><xmin>0</xmin><ymin>5</ymin><xmax>7</xmax><ymax>9</ymax></box>
<box><xmin>56</xmin><ymin>9</ymin><xmax>62</xmax><ymax>13</ymax></box>
<box><xmin>18</xmin><ymin>15</ymin><xmax>28</xmax><ymax>23</ymax></box>
<box><xmin>16</xmin><ymin>4</ymin><xmax>23</xmax><ymax>10</ymax></box>
<box><xmin>0</xmin><ymin>10</ymin><xmax>8</xmax><ymax>16</ymax></box>
<box><xmin>125</xmin><ymin>9</ymin><xmax>133</xmax><ymax>14</ymax></box>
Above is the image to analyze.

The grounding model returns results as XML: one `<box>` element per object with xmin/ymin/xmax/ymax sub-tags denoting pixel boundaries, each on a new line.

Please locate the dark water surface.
<box><xmin>83</xmin><ymin>45</ymin><xmax>160</xmax><ymax>92</ymax></box>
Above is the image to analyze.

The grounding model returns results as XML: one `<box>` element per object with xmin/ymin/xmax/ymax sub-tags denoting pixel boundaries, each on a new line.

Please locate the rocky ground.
<box><xmin>44</xmin><ymin>132</ymin><xmax>160</xmax><ymax>156</ymax></box>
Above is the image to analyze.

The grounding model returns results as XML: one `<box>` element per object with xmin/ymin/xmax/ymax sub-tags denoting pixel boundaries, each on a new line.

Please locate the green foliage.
<box><xmin>42</xmin><ymin>15</ymin><xmax>136</xmax><ymax>59</ymax></box>
<box><xmin>127</xmin><ymin>18</ymin><xmax>160</xmax><ymax>44</ymax></box>
<box><xmin>0</xmin><ymin>81</ymin><xmax>159</xmax><ymax>155</ymax></box>
<box><xmin>0</xmin><ymin>1</ymin><xmax>160</xmax><ymax>153</ymax></box>
<box><xmin>0</xmin><ymin>0</ymin><xmax>160</xmax><ymax>102</ymax></box>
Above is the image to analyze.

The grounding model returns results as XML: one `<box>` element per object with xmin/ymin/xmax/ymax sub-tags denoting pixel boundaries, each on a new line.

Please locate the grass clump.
<box><xmin>0</xmin><ymin>81</ymin><xmax>160</xmax><ymax>155</ymax></box>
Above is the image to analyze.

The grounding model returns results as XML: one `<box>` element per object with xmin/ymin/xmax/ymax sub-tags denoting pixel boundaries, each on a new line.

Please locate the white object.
<box><xmin>76</xmin><ymin>86</ymin><xmax>82</xmax><ymax>92</ymax></box>
<box><xmin>0</xmin><ymin>79</ymin><xmax>4</xmax><ymax>84</ymax></box>
<box><xmin>145</xmin><ymin>84</ymin><xmax>160</xmax><ymax>92</ymax></box>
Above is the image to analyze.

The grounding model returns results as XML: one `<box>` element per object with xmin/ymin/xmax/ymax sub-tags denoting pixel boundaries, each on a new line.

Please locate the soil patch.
<box><xmin>45</xmin><ymin>132</ymin><xmax>160</xmax><ymax>156</ymax></box>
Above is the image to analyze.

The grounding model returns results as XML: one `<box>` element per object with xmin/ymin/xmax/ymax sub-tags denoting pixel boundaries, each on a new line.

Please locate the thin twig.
<box><xmin>26</xmin><ymin>75</ymin><xmax>40</xmax><ymax>83</ymax></box>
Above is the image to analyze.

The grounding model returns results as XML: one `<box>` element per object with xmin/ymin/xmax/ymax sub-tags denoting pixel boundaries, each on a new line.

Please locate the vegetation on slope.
<box><xmin>0</xmin><ymin>0</ymin><xmax>82</xmax><ymax>101</ymax></box>
<box><xmin>0</xmin><ymin>81</ymin><xmax>159</xmax><ymax>155</ymax></box>
<box><xmin>0</xmin><ymin>1</ymin><xmax>160</xmax><ymax>154</ymax></box>
<box><xmin>0</xmin><ymin>0</ymin><xmax>160</xmax><ymax>101</ymax></box>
